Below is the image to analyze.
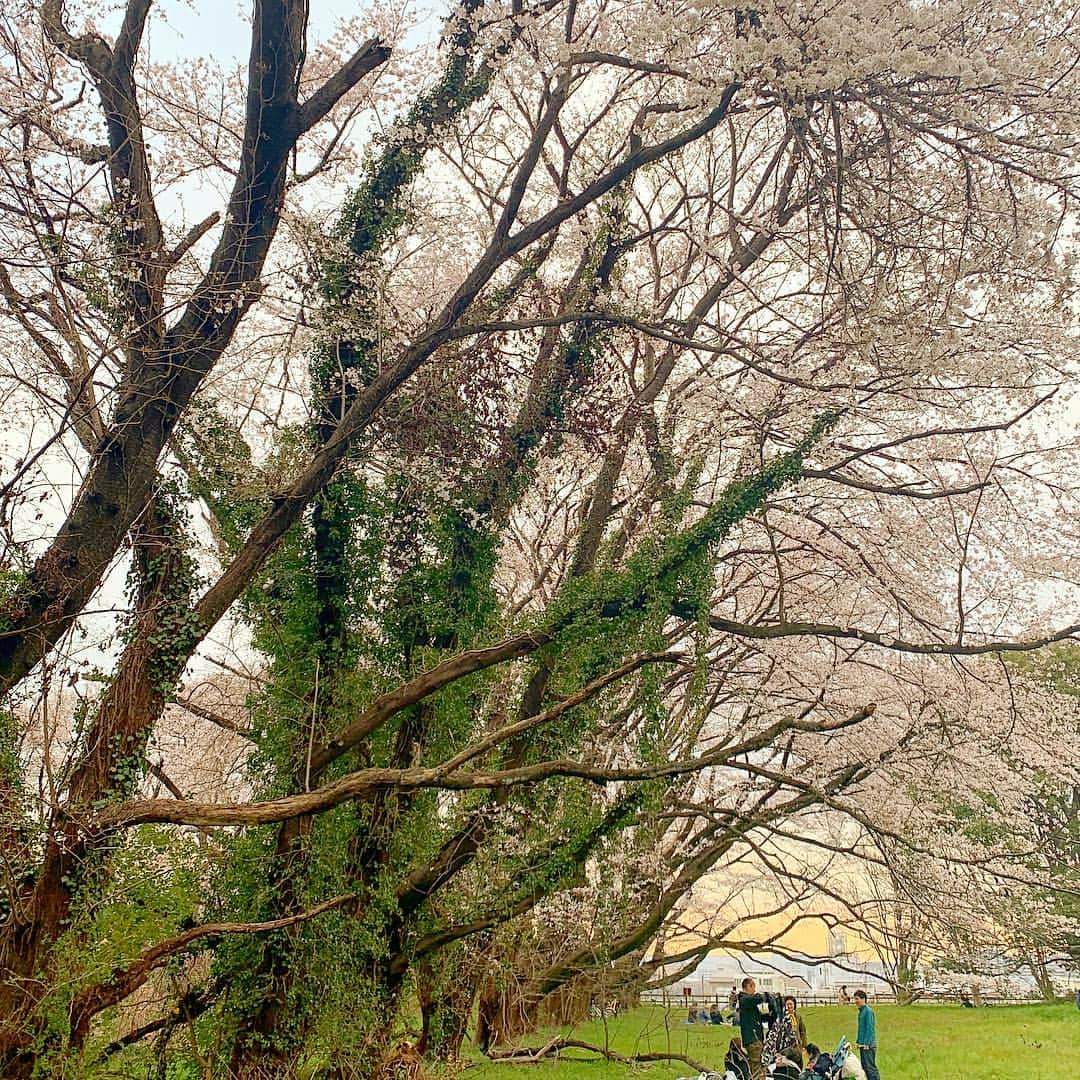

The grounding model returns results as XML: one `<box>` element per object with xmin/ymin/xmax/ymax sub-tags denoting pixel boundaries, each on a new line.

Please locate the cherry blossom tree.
<box><xmin>0</xmin><ymin>0</ymin><xmax>1078</xmax><ymax>1075</ymax></box>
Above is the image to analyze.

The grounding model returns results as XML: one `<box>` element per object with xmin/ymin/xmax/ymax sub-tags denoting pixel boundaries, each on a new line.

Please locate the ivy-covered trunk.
<box><xmin>416</xmin><ymin>949</ymin><xmax>485</xmax><ymax>1062</ymax></box>
<box><xmin>0</xmin><ymin>492</ymin><xmax>199</xmax><ymax>1075</ymax></box>
<box><xmin>540</xmin><ymin>982</ymin><xmax>593</xmax><ymax>1029</ymax></box>
<box><xmin>223</xmin><ymin>8</ymin><xmax>498</xmax><ymax>1070</ymax></box>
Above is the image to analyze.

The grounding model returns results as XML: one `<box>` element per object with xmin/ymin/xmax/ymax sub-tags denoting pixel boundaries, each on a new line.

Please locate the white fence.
<box><xmin>640</xmin><ymin>990</ymin><xmax>1044</xmax><ymax>1009</ymax></box>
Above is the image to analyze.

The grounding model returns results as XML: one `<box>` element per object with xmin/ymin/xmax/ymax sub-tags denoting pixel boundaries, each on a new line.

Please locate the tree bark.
<box><xmin>417</xmin><ymin>954</ymin><xmax>483</xmax><ymax>1062</ymax></box>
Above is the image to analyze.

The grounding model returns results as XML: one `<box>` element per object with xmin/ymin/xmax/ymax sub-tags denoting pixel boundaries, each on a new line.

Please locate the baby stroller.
<box><xmin>799</xmin><ymin>1038</ymin><xmax>867</xmax><ymax>1080</ymax></box>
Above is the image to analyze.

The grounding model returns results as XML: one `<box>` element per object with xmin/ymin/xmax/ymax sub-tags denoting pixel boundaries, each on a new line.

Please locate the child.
<box><xmin>804</xmin><ymin>1043</ymin><xmax>832</xmax><ymax>1077</ymax></box>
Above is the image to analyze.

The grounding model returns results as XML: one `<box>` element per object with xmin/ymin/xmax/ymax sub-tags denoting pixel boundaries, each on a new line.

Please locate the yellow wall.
<box><xmin>660</xmin><ymin>876</ymin><xmax>878</xmax><ymax>963</ymax></box>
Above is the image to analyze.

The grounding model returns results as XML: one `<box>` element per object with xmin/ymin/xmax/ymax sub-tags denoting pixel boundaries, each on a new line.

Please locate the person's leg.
<box><xmin>860</xmin><ymin>1047</ymin><xmax>881</xmax><ymax>1080</ymax></box>
<box><xmin>747</xmin><ymin>1041</ymin><xmax>765</xmax><ymax>1080</ymax></box>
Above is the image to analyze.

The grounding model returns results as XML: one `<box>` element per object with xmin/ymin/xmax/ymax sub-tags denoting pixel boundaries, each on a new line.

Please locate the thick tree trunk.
<box><xmin>0</xmin><ymin>0</ymin><xmax>315</xmax><ymax>696</ymax></box>
<box><xmin>231</xmin><ymin>1041</ymin><xmax>298</xmax><ymax>1080</ymax></box>
<box><xmin>417</xmin><ymin>956</ymin><xmax>480</xmax><ymax>1062</ymax></box>
<box><xmin>0</xmin><ymin>497</ymin><xmax>192</xmax><ymax>1072</ymax></box>
<box><xmin>894</xmin><ymin>941</ymin><xmax>921</xmax><ymax>1005</ymax></box>
<box><xmin>477</xmin><ymin>972</ymin><xmax>539</xmax><ymax>1049</ymax></box>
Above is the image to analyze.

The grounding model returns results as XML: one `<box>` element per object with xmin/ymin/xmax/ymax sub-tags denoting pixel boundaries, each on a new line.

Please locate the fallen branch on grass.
<box><xmin>488</xmin><ymin>1037</ymin><xmax>711</xmax><ymax>1072</ymax></box>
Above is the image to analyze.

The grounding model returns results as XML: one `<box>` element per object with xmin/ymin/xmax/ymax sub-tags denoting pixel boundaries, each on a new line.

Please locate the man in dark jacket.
<box><xmin>737</xmin><ymin>976</ymin><xmax>768</xmax><ymax>1080</ymax></box>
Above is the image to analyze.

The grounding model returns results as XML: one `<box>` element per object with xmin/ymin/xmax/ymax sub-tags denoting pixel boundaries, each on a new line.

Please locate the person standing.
<box><xmin>783</xmin><ymin>995</ymin><xmax>807</xmax><ymax>1053</ymax></box>
<box><xmin>738</xmin><ymin>976</ymin><xmax>768</xmax><ymax>1080</ymax></box>
<box><xmin>854</xmin><ymin>990</ymin><xmax>882</xmax><ymax>1080</ymax></box>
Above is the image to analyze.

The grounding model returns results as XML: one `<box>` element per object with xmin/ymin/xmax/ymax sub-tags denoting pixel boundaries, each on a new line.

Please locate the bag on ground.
<box><xmin>840</xmin><ymin>1051</ymin><xmax>867</xmax><ymax>1080</ymax></box>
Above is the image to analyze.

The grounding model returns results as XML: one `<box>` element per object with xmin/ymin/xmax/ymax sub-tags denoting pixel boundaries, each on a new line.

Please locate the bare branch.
<box><xmin>98</xmin><ymin>707</ymin><xmax>875</xmax><ymax>830</ymax></box>
<box><xmin>297</xmin><ymin>38</ymin><xmax>392</xmax><ymax>132</ymax></box>
<box><xmin>168</xmin><ymin>212</ymin><xmax>221</xmax><ymax>265</ymax></box>
<box><xmin>706</xmin><ymin>616</ymin><xmax>1080</xmax><ymax>656</ymax></box>
<box><xmin>489</xmin><ymin>1040</ymin><xmax>709</xmax><ymax>1072</ymax></box>
<box><xmin>173</xmin><ymin>696</ymin><xmax>252</xmax><ymax>738</ymax></box>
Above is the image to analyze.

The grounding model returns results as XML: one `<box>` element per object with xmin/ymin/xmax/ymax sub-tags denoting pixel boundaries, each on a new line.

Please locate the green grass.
<box><xmin>466</xmin><ymin>1003</ymin><xmax>1080</xmax><ymax>1080</ymax></box>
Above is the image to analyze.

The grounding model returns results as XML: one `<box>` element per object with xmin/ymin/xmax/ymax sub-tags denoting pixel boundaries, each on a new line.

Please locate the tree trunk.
<box><xmin>231</xmin><ymin>1042</ymin><xmax>296</xmax><ymax>1080</ymax></box>
<box><xmin>417</xmin><ymin>956</ymin><xmax>480</xmax><ymax>1063</ymax></box>
<box><xmin>477</xmin><ymin>973</ymin><xmax>539</xmax><ymax>1049</ymax></box>
<box><xmin>1030</xmin><ymin>951</ymin><xmax>1056</xmax><ymax>1001</ymax></box>
<box><xmin>0</xmin><ymin>496</ymin><xmax>193</xmax><ymax>1073</ymax></box>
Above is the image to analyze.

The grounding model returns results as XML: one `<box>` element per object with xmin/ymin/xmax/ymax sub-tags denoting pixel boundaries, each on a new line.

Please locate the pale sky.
<box><xmin>139</xmin><ymin>0</ymin><xmax>437</xmax><ymax>64</ymax></box>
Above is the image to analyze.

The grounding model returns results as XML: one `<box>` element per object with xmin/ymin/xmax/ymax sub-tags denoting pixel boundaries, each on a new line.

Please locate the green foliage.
<box><xmin>208</xmin><ymin>456</ymin><xmax>506</xmax><ymax>1064</ymax></box>
<box><xmin>176</xmin><ymin>398</ymin><xmax>264</xmax><ymax>553</ymax></box>
<box><xmin>314</xmin><ymin>0</ymin><xmax>493</xmax><ymax>396</ymax></box>
<box><xmin>0</xmin><ymin>705</ymin><xmax>19</xmax><ymax>788</ymax></box>
<box><xmin>551</xmin><ymin>412</ymin><xmax>839</xmax><ymax>632</ymax></box>
<box><xmin>64</xmin><ymin>197</ymin><xmax>157</xmax><ymax>336</ymax></box>
<box><xmin>385</xmin><ymin>508</ymin><xmax>499</xmax><ymax>660</ymax></box>
<box><xmin>0</xmin><ymin>710</ymin><xmax>28</xmax><ymax>929</ymax></box>
<box><xmin>0</xmin><ymin>561</ymin><xmax>30</xmax><ymax>635</ymax></box>
<box><xmin>74</xmin><ymin>828</ymin><xmax>206</xmax><ymax>970</ymax></box>
<box><xmin>938</xmin><ymin>643</ymin><xmax>1079</xmax><ymax>968</ymax></box>
<box><xmin>328</xmin><ymin>0</ymin><xmax>490</xmax><ymax>276</ymax></box>
<box><xmin>119</xmin><ymin>477</ymin><xmax>204</xmax><ymax>702</ymax></box>
<box><xmin>38</xmin><ymin>829</ymin><xmax>207</xmax><ymax>1075</ymax></box>
<box><xmin>537</xmin><ymin>413</ymin><xmax>840</xmax><ymax>756</ymax></box>
<box><xmin>936</xmin><ymin>789</ymin><xmax>1010</xmax><ymax>847</ymax></box>
<box><xmin>1005</xmin><ymin>640</ymin><xmax>1080</xmax><ymax>698</ymax></box>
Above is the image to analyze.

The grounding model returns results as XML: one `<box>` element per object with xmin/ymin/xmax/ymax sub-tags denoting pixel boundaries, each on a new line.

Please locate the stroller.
<box><xmin>799</xmin><ymin>1038</ymin><xmax>867</xmax><ymax>1080</ymax></box>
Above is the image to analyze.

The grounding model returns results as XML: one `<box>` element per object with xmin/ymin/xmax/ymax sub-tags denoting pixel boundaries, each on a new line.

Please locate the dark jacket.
<box><xmin>724</xmin><ymin>1043</ymin><xmax>751</xmax><ymax>1080</ymax></box>
<box><xmin>738</xmin><ymin>992</ymin><xmax>767</xmax><ymax>1047</ymax></box>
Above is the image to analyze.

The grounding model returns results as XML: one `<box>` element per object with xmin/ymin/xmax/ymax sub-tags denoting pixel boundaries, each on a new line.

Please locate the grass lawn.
<box><xmin>465</xmin><ymin>1003</ymin><xmax>1079</xmax><ymax>1080</ymax></box>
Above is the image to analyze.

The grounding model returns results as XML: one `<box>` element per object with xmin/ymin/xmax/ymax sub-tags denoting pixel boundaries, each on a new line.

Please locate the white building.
<box><xmin>645</xmin><ymin>951</ymin><xmax>886</xmax><ymax>1004</ymax></box>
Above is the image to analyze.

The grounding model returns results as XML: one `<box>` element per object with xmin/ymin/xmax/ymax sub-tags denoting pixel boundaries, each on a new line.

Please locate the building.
<box><xmin>645</xmin><ymin>950</ymin><xmax>887</xmax><ymax>1004</ymax></box>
